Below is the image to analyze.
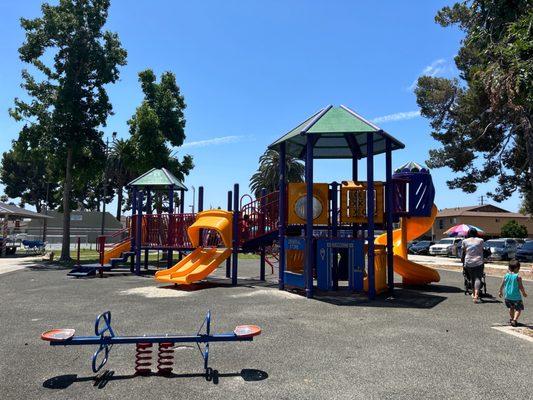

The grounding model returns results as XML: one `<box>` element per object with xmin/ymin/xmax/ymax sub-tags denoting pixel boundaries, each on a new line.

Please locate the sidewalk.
<box><xmin>0</xmin><ymin>255</ymin><xmax>42</xmax><ymax>275</ymax></box>
<box><xmin>411</xmin><ymin>254</ymin><xmax>533</xmax><ymax>281</ymax></box>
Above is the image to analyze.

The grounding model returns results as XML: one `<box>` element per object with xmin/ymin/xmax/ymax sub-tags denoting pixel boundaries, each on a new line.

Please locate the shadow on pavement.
<box><xmin>43</xmin><ymin>368</ymin><xmax>268</xmax><ymax>389</ymax></box>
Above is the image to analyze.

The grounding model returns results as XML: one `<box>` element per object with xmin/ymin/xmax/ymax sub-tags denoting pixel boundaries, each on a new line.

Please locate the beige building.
<box><xmin>433</xmin><ymin>204</ymin><xmax>533</xmax><ymax>240</ymax></box>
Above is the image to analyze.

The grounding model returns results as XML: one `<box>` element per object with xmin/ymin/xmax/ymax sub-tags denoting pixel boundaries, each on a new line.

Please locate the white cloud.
<box><xmin>371</xmin><ymin>110</ymin><xmax>421</xmax><ymax>124</ymax></box>
<box><xmin>181</xmin><ymin>135</ymin><xmax>246</xmax><ymax>148</ymax></box>
<box><xmin>408</xmin><ymin>58</ymin><xmax>449</xmax><ymax>91</ymax></box>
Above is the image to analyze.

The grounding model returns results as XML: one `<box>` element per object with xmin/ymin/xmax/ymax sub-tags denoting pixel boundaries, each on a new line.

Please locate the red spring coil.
<box><xmin>135</xmin><ymin>343</ymin><xmax>152</xmax><ymax>375</ymax></box>
<box><xmin>157</xmin><ymin>342</ymin><xmax>174</xmax><ymax>375</ymax></box>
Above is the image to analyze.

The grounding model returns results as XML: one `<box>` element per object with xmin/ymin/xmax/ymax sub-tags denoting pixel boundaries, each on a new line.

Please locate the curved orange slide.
<box><xmin>155</xmin><ymin>210</ymin><xmax>233</xmax><ymax>285</ymax></box>
<box><xmin>375</xmin><ymin>205</ymin><xmax>440</xmax><ymax>285</ymax></box>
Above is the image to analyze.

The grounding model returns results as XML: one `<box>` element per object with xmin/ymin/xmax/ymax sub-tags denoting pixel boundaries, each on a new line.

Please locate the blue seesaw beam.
<box><xmin>41</xmin><ymin>310</ymin><xmax>261</xmax><ymax>375</ymax></box>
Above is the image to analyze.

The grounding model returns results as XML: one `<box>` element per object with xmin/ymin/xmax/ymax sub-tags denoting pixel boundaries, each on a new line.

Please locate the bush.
<box><xmin>500</xmin><ymin>220</ymin><xmax>528</xmax><ymax>238</ymax></box>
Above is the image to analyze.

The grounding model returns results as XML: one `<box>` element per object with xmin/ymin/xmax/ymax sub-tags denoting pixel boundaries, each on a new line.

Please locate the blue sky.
<box><xmin>0</xmin><ymin>0</ymin><xmax>522</xmax><ymax>213</ymax></box>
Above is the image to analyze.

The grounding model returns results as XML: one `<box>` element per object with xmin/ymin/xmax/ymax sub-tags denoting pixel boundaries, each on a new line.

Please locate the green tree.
<box><xmin>501</xmin><ymin>220</ymin><xmax>528</xmax><ymax>238</ymax></box>
<box><xmin>128</xmin><ymin>69</ymin><xmax>193</xmax><ymax>179</ymax></box>
<box><xmin>250</xmin><ymin>149</ymin><xmax>305</xmax><ymax>198</ymax></box>
<box><xmin>108</xmin><ymin>138</ymin><xmax>137</xmax><ymax>220</ymax></box>
<box><xmin>10</xmin><ymin>0</ymin><xmax>127</xmax><ymax>261</ymax></box>
<box><xmin>415</xmin><ymin>0</ymin><xmax>532</xmax><ymax>213</ymax></box>
<box><xmin>1</xmin><ymin>126</ymin><xmax>59</xmax><ymax>213</ymax></box>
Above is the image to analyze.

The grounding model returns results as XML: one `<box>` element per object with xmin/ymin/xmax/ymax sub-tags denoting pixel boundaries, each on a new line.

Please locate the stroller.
<box><xmin>463</xmin><ymin>266</ymin><xmax>487</xmax><ymax>297</ymax></box>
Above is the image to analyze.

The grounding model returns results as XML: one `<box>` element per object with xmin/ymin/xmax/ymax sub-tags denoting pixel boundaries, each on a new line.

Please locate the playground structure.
<box><xmin>70</xmin><ymin>105</ymin><xmax>441</xmax><ymax>301</ymax></box>
<box><xmin>41</xmin><ymin>310</ymin><xmax>261</xmax><ymax>380</ymax></box>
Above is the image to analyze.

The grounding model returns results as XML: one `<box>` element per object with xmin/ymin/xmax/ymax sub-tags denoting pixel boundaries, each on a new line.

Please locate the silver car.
<box><xmin>429</xmin><ymin>238</ymin><xmax>463</xmax><ymax>257</ymax></box>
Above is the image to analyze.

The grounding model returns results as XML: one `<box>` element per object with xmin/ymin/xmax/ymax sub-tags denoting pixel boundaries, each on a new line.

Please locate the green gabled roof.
<box><xmin>127</xmin><ymin>168</ymin><xmax>188</xmax><ymax>190</ymax></box>
<box><xmin>269</xmin><ymin>105</ymin><xmax>405</xmax><ymax>159</ymax></box>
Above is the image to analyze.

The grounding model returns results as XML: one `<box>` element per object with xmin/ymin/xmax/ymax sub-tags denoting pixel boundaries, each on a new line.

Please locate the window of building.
<box><xmin>495</xmin><ymin>218</ymin><xmax>500</xmax><ymax>222</ymax></box>
<box><xmin>439</xmin><ymin>219</ymin><xmax>444</xmax><ymax>229</ymax></box>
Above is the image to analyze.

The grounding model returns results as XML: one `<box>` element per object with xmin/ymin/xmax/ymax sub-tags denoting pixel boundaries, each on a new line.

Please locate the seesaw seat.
<box><xmin>233</xmin><ymin>325</ymin><xmax>261</xmax><ymax>338</ymax></box>
<box><xmin>41</xmin><ymin>329</ymin><xmax>76</xmax><ymax>342</ymax></box>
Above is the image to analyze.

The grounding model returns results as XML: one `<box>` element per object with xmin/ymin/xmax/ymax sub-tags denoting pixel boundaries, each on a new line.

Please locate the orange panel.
<box><xmin>340</xmin><ymin>181</ymin><xmax>384</xmax><ymax>224</ymax></box>
<box><xmin>287</xmin><ymin>183</ymin><xmax>329</xmax><ymax>225</ymax></box>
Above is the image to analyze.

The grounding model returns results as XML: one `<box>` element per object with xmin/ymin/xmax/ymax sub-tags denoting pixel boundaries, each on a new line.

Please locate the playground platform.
<box><xmin>0</xmin><ymin>260</ymin><xmax>531</xmax><ymax>399</ymax></box>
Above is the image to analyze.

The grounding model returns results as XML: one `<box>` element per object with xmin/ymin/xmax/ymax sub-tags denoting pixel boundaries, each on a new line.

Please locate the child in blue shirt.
<box><xmin>499</xmin><ymin>260</ymin><xmax>528</xmax><ymax>327</ymax></box>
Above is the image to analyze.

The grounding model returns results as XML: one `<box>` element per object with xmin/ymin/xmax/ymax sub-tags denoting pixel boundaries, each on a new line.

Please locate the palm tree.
<box><xmin>250</xmin><ymin>149</ymin><xmax>304</xmax><ymax>198</ymax></box>
<box><xmin>108</xmin><ymin>138</ymin><xmax>137</xmax><ymax>220</ymax></box>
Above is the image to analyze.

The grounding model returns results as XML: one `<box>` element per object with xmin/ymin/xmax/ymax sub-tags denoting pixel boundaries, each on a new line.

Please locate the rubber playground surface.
<box><xmin>0</xmin><ymin>260</ymin><xmax>531</xmax><ymax>400</ymax></box>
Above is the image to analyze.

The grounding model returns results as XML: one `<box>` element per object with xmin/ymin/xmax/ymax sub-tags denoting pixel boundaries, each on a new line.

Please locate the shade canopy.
<box><xmin>268</xmin><ymin>105</ymin><xmax>405</xmax><ymax>159</ymax></box>
<box><xmin>127</xmin><ymin>168</ymin><xmax>188</xmax><ymax>190</ymax></box>
<box><xmin>0</xmin><ymin>202</ymin><xmax>52</xmax><ymax>219</ymax></box>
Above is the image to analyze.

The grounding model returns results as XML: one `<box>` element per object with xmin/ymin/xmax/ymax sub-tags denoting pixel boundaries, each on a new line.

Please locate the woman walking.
<box><xmin>461</xmin><ymin>228</ymin><xmax>485</xmax><ymax>303</ymax></box>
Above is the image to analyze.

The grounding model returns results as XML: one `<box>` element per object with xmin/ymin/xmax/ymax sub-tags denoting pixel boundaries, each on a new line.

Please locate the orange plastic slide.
<box><xmin>375</xmin><ymin>205</ymin><xmax>440</xmax><ymax>285</ymax></box>
<box><xmin>102</xmin><ymin>239</ymin><xmax>131</xmax><ymax>265</ymax></box>
<box><xmin>155</xmin><ymin>247</ymin><xmax>231</xmax><ymax>284</ymax></box>
<box><xmin>155</xmin><ymin>210</ymin><xmax>233</xmax><ymax>285</ymax></box>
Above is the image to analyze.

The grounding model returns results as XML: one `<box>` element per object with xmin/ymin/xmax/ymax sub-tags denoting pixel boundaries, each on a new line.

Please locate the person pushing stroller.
<box><xmin>461</xmin><ymin>228</ymin><xmax>485</xmax><ymax>303</ymax></box>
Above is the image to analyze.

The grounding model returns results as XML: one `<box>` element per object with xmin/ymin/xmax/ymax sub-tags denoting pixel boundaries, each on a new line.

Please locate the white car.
<box><xmin>429</xmin><ymin>238</ymin><xmax>463</xmax><ymax>257</ymax></box>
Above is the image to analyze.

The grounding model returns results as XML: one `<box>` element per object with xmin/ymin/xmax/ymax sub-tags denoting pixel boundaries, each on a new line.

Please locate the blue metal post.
<box><xmin>179</xmin><ymin>190</ymin><xmax>185</xmax><ymax>214</ymax></box>
<box><xmin>331</xmin><ymin>181</ymin><xmax>339</xmax><ymax>290</ymax></box>
<box><xmin>305</xmin><ymin>134</ymin><xmax>314</xmax><ymax>299</ymax></box>
<box><xmin>130</xmin><ymin>187</ymin><xmax>137</xmax><ymax>272</ymax></box>
<box><xmin>278</xmin><ymin>142</ymin><xmax>286</xmax><ymax>290</ymax></box>
<box><xmin>385</xmin><ymin>138</ymin><xmax>394</xmax><ymax>293</ymax></box>
<box><xmin>135</xmin><ymin>190</ymin><xmax>143</xmax><ymax>275</ymax></box>
<box><xmin>198</xmin><ymin>186</ymin><xmax>204</xmax><ymax>212</ymax></box>
<box><xmin>146</xmin><ymin>188</ymin><xmax>152</xmax><ymax>214</ymax></box>
<box><xmin>178</xmin><ymin>189</ymin><xmax>185</xmax><ymax>261</ymax></box>
<box><xmin>366</xmin><ymin>133</ymin><xmax>376</xmax><ymax>299</ymax></box>
<box><xmin>352</xmin><ymin>157</ymin><xmax>358</xmax><ymax>240</ymax></box>
<box><xmin>226</xmin><ymin>190</ymin><xmax>232</xmax><ymax>278</ymax></box>
<box><xmin>131</xmin><ymin>187</ymin><xmax>138</xmax><ymax>251</ymax></box>
<box><xmin>144</xmin><ymin>187</ymin><xmax>151</xmax><ymax>269</ymax></box>
<box><xmin>167</xmin><ymin>187</ymin><xmax>174</xmax><ymax>269</ymax></box>
<box><xmin>260</xmin><ymin>188</ymin><xmax>267</xmax><ymax>281</ymax></box>
<box><xmin>232</xmin><ymin>184</ymin><xmax>239</xmax><ymax>286</ymax></box>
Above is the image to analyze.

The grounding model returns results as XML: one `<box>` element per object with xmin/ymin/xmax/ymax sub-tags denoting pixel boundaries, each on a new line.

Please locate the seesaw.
<box><xmin>41</xmin><ymin>310</ymin><xmax>261</xmax><ymax>381</ymax></box>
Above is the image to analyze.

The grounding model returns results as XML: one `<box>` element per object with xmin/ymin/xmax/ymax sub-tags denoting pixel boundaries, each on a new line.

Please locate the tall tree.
<box><xmin>1</xmin><ymin>126</ymin><xmax>59</xmax><ymax>213</ymax></box>
<box><xmin>415</xmin><ymin>0</ymin><xmax>533</xmax><ymax>213</ymax></box>
<box><xmin>10</xmin><ymin>0</ymin><xmax>127</xmax><ymax>261</ymax></box>
<box><xmin>128</xmin><ymin>69</ymin><xmax>193</xmax><ymax>179</ymax></box>
<box><xmin>108</xmin><ymin>138</ymin><xmax>137</xmax><ymax>220</ymax></box>
<box><xmin>250</xmin><ymin>149</ymin><xmax>305</xmax><ymax>198</ymax></box>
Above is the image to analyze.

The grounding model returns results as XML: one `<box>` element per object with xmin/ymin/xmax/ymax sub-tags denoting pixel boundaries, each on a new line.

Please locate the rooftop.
<box><xmin>268</xmin><ymin>104</ymin><xmax>405</xmax><ymax>159</ymax></box>
<box><xmin>0</xmin><ymin>202</ymin><xmax>52</xmax><ymax>220</ymax></box>
<box><xmin>437</xmin><ymin>204</ymin><xmax>530</xmax><ymax>219</ymax></box>
<box><xmin>127</xmin><ymin>168</ymin><xmax>188</xmax><ymax>190</ymax></box>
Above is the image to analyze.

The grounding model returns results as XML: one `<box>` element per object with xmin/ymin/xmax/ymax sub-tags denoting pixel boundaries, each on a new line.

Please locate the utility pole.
<box><xmin>42</xmin><ymin>182</ymin><xmax>50</xmax><ymax>242</ymax></box>
<box><xmin>190</xmin><ymin>186</ymin><xmax>195</xmax><ymax>214</ymax></box>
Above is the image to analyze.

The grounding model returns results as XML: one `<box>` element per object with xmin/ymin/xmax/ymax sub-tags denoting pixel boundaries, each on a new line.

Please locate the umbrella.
<box><xmin>444</xmin><ymin>224</ymin><xmax>485</xmax><ymax>237</ymax></box>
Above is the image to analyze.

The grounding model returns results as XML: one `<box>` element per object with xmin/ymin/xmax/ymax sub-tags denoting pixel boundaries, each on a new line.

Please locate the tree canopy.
<box><xmin>127</xmin><ymin>69</ymin><xmax>193</xmax><ymax>180</ymax></box>
<box><xmin>250</xmin><ymin>149</ymin><xmax>305</xmax><ymax>198</ymax></box>
<box><xmin>7</xmin><ymin>0</ymin><xmax>127</xmax><ymax>260</ymax></box>
<box><xmin>415</xmin><ymin>0</ymin><xmax>532</xmax><ymax>213</ymax></box>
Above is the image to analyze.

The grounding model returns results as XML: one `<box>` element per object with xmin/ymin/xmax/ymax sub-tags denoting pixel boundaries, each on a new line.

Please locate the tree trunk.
<box><xmin>116</xmin><ymin>186</ymin><xmax>123</xmax><ymax>221</ymax></box>
<box><xmin>60</xmin><ymin>147</ymin><xmax>73</xmax><ymax>262</ymax></box>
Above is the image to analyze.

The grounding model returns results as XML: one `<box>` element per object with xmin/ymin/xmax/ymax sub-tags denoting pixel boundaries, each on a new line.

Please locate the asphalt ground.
<box><xmin>0</xmin><ymin>259</ymin><xmax>531</xmax><ymax>400</ymax></box>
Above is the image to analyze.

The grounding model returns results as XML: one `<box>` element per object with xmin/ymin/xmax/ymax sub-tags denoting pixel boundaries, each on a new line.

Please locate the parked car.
<box><xmin>407</xmin><ymin>241</ymin><xmax>419</xmax><ymax>251</ymax></box>
<box><xmin>516</xmin><ymin>240</ymin><xmax>533</xmax><ymax>262</ymax></box>
<box><xmin>429</xmin><ymin>238</ymin><xmax>463</xmax><ymax>257</ymax></box>
<box><xmin>409</xmin><ymin>240</ymin><xmax>435</xmax><ymax>255</ymax></box>
<box><xmin>515</xmin><ymin>238</ymin><xmax>526</xmax><ymax>249</ymax></box>
<box><xmin>484</xmin><ymin>238</ymin><xmax>518</xmax><ymax>261</ymax></box>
